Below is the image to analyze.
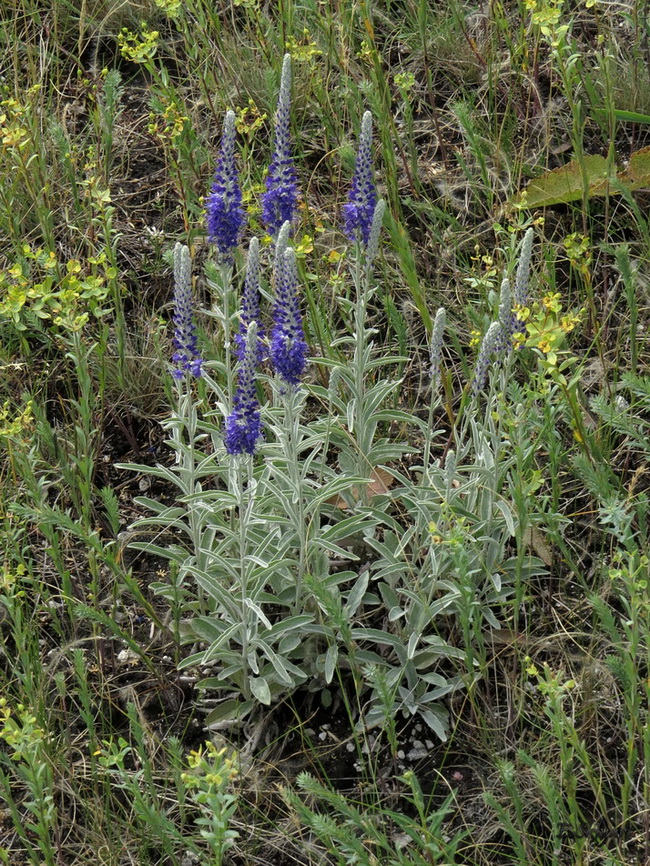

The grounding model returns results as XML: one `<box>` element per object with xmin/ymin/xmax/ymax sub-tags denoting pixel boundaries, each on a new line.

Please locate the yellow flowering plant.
<box><xmin>515</xmin><ymin>291</ymin><xmax>584</xmax><ymax>369</ymax></box>
<box><xmin>181</xmin><ymin>742</ymin><xmax>239</xmax><ymax>864</ymax></box>
<box><xmin>0</xmin><ymin>247</ymin><xmax>113</xmax><ymax>334</ymax></box>
<box><xmin>117</xmin><ymin>24</ymin><xmax>160</xmax><ymax>64</ymax></box>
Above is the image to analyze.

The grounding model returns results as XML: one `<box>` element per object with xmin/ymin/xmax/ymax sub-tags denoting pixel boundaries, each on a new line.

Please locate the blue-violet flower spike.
<box><xmin>262</xmin><ymin>54</ymin><xmax>299</xmax><ymax>237</ymax></box>
<box><xmin>171</xmin><ymin>243</ymin><xmax>203</xmax><ymax>379</ymax></box>
<box><xmin>270</xmin><ymin>247</ymin><xmax>307</xmax><ymax>387</ymax></box>
<box><xmin>206</xmin><ymin>110</ymin><xmax>246</xmax><ymax>261</ymax></box>
<box><xmin>224</xmin><ymin>321</ymin><xmax>262</xmax><ymax>455</ymax></box>
<box><xmin>343</xmin><ymin>110</ymin><xmax>378</xmax><ymax>246</ymax></box>
<box><xmin>234</xmin><ymin>237</ymin><xmax>264</xmax><ymax>363</ymax></box>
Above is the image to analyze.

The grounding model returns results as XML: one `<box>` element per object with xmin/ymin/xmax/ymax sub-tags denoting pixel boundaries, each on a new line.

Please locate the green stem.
<box><xmin>174</xmin><ymin>375</ymin><xmax>206</xmax><ymax>611</ymax></box>
<box><xmin>352</xmin><ymin>251</ymin><xmax>372</xmax><ymax>490</ymax></box>
<box><xmin>219</xmin><ymin>262</ymin><xmax>234</xmax><ymax>406</ymax></box>
<box><xmin>235</xmin><ymin>456</ymin><xmax>253</xmax><ymax>700</ymax></box>
<box><xmin>284</xmin><ymin>387</ymin><xmax>307</xmax><ymax>609</ymax></box>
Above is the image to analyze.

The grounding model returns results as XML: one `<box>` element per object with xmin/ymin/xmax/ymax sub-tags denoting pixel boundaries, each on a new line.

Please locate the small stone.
<box><xmin>407</xmin><ymin>742</ymin><xmax>428</xmax><ymax>761</ymax></box>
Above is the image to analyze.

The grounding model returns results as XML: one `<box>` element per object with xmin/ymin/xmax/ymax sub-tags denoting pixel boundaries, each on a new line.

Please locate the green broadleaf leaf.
<box><xmin>623</xmin><ymin>146</ymin><xmax>650</xmax><ymax>189</ymax></box>
<box><xmin>324</xmin><ymin>645</ymin><xmax>337</xmax><ymax>684</ymax></box>
<box><xmin>249</xmin><ymin>677</ymin><xmax>271</xmax><ymax>705</ymax></box>
<box><xmin>518</xmin><ymin>147</ymin><xmax>650</xmax><ymax>208</ymax></box>
<box><xmin>520</xmin><ymin>155</ymin><xmax>610</xmax><ymax>207</ymax></box>
<box><xmin>204</xmin><ymin>699</ymin><xmax>254</xmax><ymax>726</ymax></box>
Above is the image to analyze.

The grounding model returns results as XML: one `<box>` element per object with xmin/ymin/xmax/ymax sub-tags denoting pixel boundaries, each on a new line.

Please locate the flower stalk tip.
<box><xmin>365</xmin><ymin>198</ymin><xmax>386</xmax><ymax>266</ymax></box>
<box><xmin>171</xmin><ymin>243</ymin><xmax>203</xmax><ymax>379</ymax></box>
<box><xmin>206</xmin><ymin>110</ymin><xmax>246</xmax><ymax>262</ymax></box>
<box><xmin>472</xmin><ymin>321</ymin><xmax>504</xmax><ymax>394</ymax></box>
<box><xmin>343</xmin><ymin>110</ymin><xmax>378</xmax><ymax>246</ymax></box>
<box><xmin>262</xmin><ymin>54</ymin><xmax>300</xmax><ymax>237</ymax></box>
<box><xmin>234</xmin><ymin>237</ymin><xmax>264</xmax><ymax>364</ymax></box>
<box><xmin>514</xmin><ymin>227</ymin><xmax>534</xmax><ymax>308</ymax></box>
<box><xmin>429</xmin><ymin>306</ymin><xmax>446</xmax><ymax>383</ymax></box>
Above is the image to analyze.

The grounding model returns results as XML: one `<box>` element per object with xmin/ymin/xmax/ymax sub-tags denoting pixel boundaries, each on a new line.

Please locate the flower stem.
<box><xmin>218</xmin><ymin>262</ymin><xmax>234</xmax><ymax>405</ymax></box>
<box><xmin>234</xmin><ymin>455</ymin><xmax>254</xmax><ymax>700</ymax></box>
<box><xmin>352</xmin><ymin>250</ymin><xmax>371</xmax><ymax>496</ymax></box>
<box><xmin>283</xmin><ymin>387</ymin><xmax>307</xmax><ymax>609</ymax></box>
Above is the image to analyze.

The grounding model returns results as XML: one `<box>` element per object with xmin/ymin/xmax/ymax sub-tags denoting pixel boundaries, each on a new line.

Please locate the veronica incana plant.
<box><xmin>121</xmin><ymin>108</ymin><xmax>546</xmax><ymax>740</ymax></box>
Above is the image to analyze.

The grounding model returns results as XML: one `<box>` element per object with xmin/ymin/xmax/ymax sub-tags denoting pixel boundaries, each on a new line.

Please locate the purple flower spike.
<box><xmin>224</xmin><ymin>321</ymin><xmax>262</xmax><ymax>455</ymax></box>
<box><xmin>343</xmin><ymin>111</ymin><xmax>377</xmax><ymax>246</ymax></box>
<box><xmin>262</xmin><ymin>54</ymin><xmax>300</xmax><ymax>237</ymax></box>
<box><xmin>171</xmin><ymin>243</ymin><xmax>203</xmax><ymax>379</ymax></box>
<box><xmin>234</xmin><ymin>237</ymin><xmax>265</xmax><ymax>363</ymax></box>
<box><xmin>270</xmin><ymin>247</ymin><xmax>307</xmax><ymax>387</ymax></box>
<box><xmin>206</xmin><ymin>110</ymin><xmax>246</xmax><ymax>262</ymax></box>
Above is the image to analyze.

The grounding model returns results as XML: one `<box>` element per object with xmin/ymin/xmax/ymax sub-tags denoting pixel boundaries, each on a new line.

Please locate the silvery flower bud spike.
<box><xmin>262</xmin><ymin>54</ymin><xmax>300</xmax><ymax>237</ymax></box>
<box><xmin>234</xmin><ymin>237</ymin><xmax>264</xmax><ymax>364</ymax></box>
<box><xmin>472</xmin><ymin>321</ymin><xmax>504</xmax><ymax>394</ymax></box>
<box><xmin>171</xmin><ymin>243</ymin><xmax>203</xmax><ymax>379</ymax></box>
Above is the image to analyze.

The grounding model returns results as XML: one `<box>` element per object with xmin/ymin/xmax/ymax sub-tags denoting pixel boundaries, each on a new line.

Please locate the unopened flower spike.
<box><xmin>444</xmin><ymin>449</ymin><xmax>456</xmax><ymax>490</ymax></box>
<box><xmin>270</xmin><ymin>246</ymin><xmax>307</xmax><ymax>387</ymax></box>
<box><xmin>472</xmin><ymin>321</ymin><xmax>504</xmax><ymax>394</ymax></box>
<box><xmin>224</xmin><ymin>321</ymin><xmax>262</xmax><ymax>456</ymax></box>
<box><xmin>171</xmin><ymin>243</ymin><xmax>203</xmax><ymax>379</ymax></box>
<box><xmin>511</xmin><ymin>228</ymin><xmax>534</xmax><ymax>338</ymax></box>
<box><xmin>234</xmin><ymin>237</ymin><xmax>264</xmax><ymax>363</ymax></box>
<box><xmin>343</xmin><ymin>110</ymin><xmax>378</xmax><ymax>246</ymax></box>
<box><xmin>497</xmin><ymin>274</ymin><xmax>514</xmax><ymax>351</ymax></box>
<box><xmin>365</xmin><ymin>199</ymin><xmax>386</xmax><ymax>266</ymax></box>
<box><xmin>429</xmin><ymin>306</ymin><xmax>446</xmax><ymax>383</ymax></box>
<box><xmin>273</xmin><ymin>220</ymin><xmax>292</xmax><ymax>288</ymax></box>
<box><xmin>206</xmin><ymin>110</ymin><xmax>246</xmax><ymax>262</ymax></box>
<box><xmin>514</xmin><ymin>228</ymin><xmax>534</xmax><ymax>308</ymax></box>
<box><xmin>262</xmin><ymin>54</ymin><xmax>299</xmax><ymax>237</ymax></box>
